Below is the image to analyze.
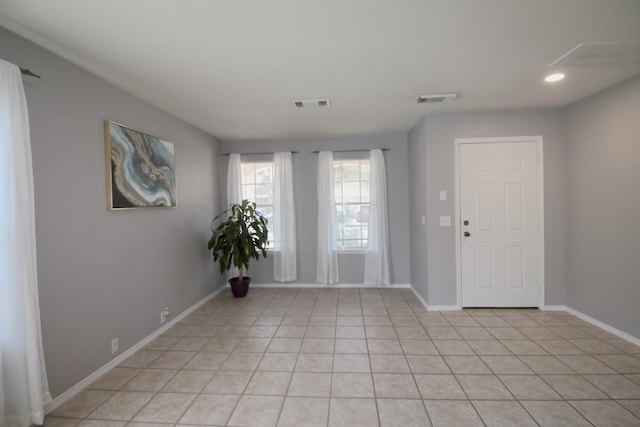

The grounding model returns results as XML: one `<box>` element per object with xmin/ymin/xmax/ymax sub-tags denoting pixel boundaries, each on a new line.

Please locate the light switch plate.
<box><xmin>440</xmin><ymin>216</ymin><xmax>451</xmax><ymax>227</ymax></box>
<box><xmin>440</xmin><ymin>190</ymin><xmax>447</xmax><ymax>201</ymax></box>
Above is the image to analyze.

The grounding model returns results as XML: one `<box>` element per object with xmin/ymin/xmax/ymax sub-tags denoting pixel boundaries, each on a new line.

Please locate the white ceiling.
<box><xmin>1</xmin><ymin>0</ymin><xmax>640</xmax><ymax>141</ymax></box>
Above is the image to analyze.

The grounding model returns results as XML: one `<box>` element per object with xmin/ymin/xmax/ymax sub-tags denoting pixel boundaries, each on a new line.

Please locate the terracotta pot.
<box><xmin>229</xmin><ymin>276</ymin><xmax>251</xmax><ymax>298</ymax></box>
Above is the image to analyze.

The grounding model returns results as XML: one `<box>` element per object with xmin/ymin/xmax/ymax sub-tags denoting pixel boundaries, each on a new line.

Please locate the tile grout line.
<box><xmin>47</xmin><ymin>288</ymin><xmax>640</xmax><ymax>426</ymax></box>
<box><xmin>440</xmin><ymin>313</ymin><xmax>490</xmax><ymax>427</ymax></box>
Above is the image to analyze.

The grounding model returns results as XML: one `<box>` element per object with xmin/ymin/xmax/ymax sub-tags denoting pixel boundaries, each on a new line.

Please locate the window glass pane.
<box><xmin>336</xmin><ymin>203</ymin><xmax>345</xmax><ymax>227</ymax></box>
<box><xmin>255</xmin><ymin>163</ymin><xmax>272</xmax><ymax>183</ymax></box>
<box><xmin>257</xmin><ymin>205</ymin><xmax>273</xmax><ymax>220</ymax></box>
<box><xmin>240</xmin><ymin>161</ymin><xmax>275</xmax><ymax>248</ymax></box>
<box><xmin>360</xmin><ymin>162</ymin><xmax>370</xmax><ymax>181</ymax></box>
<box><xmin>241</xmin><ymin>163</ymin><xmax>255</xmax><ymax>184</ymax></box>
<box><xmin>343</xmin><ymin>224</ymin><xmax>361</xmax><ymax>239</ymax></box>
<box><xmin>361</xmin><ymin>185</ymin><xmax>370</xmax><ymax>203</ymax></box>
<box><xmin>342</xmin><ymin>182</ymin><xmax>361</xmax><ymax>203</ymax></box>
<box><xmin>343</xmin><ymin>239</ymin><xmax>362</xmax><ymax>249</ymax></box>
<box><xmin>355</xmin><ymin>205</ymin><xmax>369</xmax><ymax>224</ymax></box>
<box><xmin>341</xmin><ymin>163</ymin><xmax>360</xmax><ymax>181</ymax></box>
<box><xmin>334</xmin><ymin>181</ymin><xmax>343</xmax><ymax>203</ymax></box>
<box><xmin>334</xmin><ymin>162</ymin><xmax>343</xmax><ymax>181</ymax></box>
<box><xmin>242</xmin><ymin>184</ymin><xmax>255</xmax><ymax>201</ymax></box>
<box><xmin>255</xmin><ymin>184</ymin><xmax>272</xmax><ymax>205</ymax></box>
<box><xmin>333</xmin><ymin>158</ymin><xmax>370</xmax><ymax>249</ymax></box>
<box><xmin>334</xmin><ymin>223</ymin><xmax>344</xmax><ymax>241</ymax></box>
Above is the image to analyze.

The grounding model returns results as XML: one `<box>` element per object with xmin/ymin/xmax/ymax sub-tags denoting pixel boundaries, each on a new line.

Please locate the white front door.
<box><xmin>458</xmin><ymin>137</ymin><xmax>542</xmax><ymax>307</ymax></box>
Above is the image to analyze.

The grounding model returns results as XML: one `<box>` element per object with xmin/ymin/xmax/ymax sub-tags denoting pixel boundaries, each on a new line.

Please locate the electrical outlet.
<box><xmin>160</xmin><ymin>307</ymin><xmax>170</xmax><ymax>324</ymax></box>
<box><xmin>111</xmin><ymin>337</ymin><xmax>118</xmax><ymax>354</ymax></box>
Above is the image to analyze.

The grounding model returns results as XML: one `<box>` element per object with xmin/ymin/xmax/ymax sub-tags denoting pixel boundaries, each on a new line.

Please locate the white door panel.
<box><xmin>459</xmin><ymin>140</ymin><xmax>541</xmax><ymax>307</ymax></box>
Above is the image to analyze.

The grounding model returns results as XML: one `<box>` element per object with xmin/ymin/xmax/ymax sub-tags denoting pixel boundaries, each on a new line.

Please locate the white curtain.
<box><xmin>316</xmin><ymin>151</ymin><xmax>339</xmax><ymax>284</ymax></box>
<box><xmin>0</xmin><ymin>59</ymin><xmax>51</xmax><ymax>427</ymax></box>
<box><xmin>227</xmin><ymin>153</ymin><xmax>243</xmax><ymax>206</ymax></box>
<box><xmin>225</xmin><ymin>153</ymin><xmax>242</xmax><ymax>278</ymax></box>
<box><xmin>273</xmin><ymin>152</ymin><xmax>297</xmax><ymax>282</ymax></box>
<box><xmin>364</xmin><ymin>149</ymin><xmax>391</xmax><ymax>286</ymax></box>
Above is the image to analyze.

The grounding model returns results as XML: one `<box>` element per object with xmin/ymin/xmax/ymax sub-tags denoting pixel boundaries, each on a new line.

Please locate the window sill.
<box><xmin>267</xmin><ymin>249</ymin><xmax>368</xmax><ymax>254</ymax></box>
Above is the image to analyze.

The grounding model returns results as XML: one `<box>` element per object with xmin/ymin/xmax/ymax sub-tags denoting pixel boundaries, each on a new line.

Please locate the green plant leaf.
<box><xmin>207</xmin><ymin>199</ymin><xmax>269</xmax><ymax>278</ymax></box>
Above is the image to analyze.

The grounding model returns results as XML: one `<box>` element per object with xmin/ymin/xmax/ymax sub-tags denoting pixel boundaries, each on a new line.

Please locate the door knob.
<box><xmin>464</xmin><ymin>231</ymin><xmax>471</xmax><ymax>237</ymax></box>
<box><xmin>463</xmin><ymin>220</ymin><xmax>469</xmax><ymax>226</ymax></box>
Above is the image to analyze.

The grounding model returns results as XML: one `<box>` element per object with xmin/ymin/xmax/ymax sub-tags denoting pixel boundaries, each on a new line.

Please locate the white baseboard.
<box><xmin>540</xmin><ymin>305</ymin><xmax>567</xmax><ymax>311</ymax></box>
<box><xmin>563</xmin><ymin>306</ymin><xmax>640</xmax><ymax>347</ymax></box>
<box><xmin>46</xmin><ymin>284</ymin><xmax>226</xmax><ymax>414</ymax></box>
<box><xmin>427</xmin><ymin>305</ymin><xmax>461</xmax><ymax>311</ymax></box>
<box><xmin>247</xmin><ymin>282</ymin><xmax>412</xmax><ymax>289</ymax></box>
<box><xmin>409</xmin><ymin>286</ymin><xmax>429</xmax><ymax>309</ymax></box>
<box><xmin>409</xmin><ymin>286</ymin><xmax>461</xmax><ymax>311</ymax></box>
<box><xmin>542</xmin><ymin>304</ymin><xmax>640</xmax><ymax>346</ymax></box>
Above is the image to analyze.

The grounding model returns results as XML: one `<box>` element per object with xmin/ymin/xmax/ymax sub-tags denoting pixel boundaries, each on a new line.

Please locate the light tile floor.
<box><xmin>46</xmin><ymin>288</ymin><xmax>640</xmax><ymax>426</ymax></box>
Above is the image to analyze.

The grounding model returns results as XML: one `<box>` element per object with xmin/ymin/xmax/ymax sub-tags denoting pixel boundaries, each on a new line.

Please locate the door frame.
<box><xmin>454</xmin><ymin>136</ymin><xmax>545</xmax><ymax>309</ymax></box>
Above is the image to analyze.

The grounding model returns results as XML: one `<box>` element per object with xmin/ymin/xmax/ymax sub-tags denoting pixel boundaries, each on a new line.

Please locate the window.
<box><xmin>241</xmin><ymin>161</ymin><xmax>275</xmax><ymax>248</ymax></box>
<box><xmin>334</xmin><ymin>158</ymin><xmax>370</xmax><ymax>249</ymax></box>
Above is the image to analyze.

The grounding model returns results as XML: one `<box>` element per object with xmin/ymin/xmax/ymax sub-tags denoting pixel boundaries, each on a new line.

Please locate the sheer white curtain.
<box><xmin>316</xmin><ymin>151</ymin><xmax>339</xmax><ymax>284</ymax></box>
<box><xmin>273</xmin><ymin>152</ymin><xmax>297</xmax><ymax>282</ymax></box>
<box><xmin>364</xmin><ymin>149</ymin><xmax>391</xmax><ymax>286</ymax></box>
<box><xmin>227</xmin><ymin>153</ymin><xmax>243</xmax><ymax>206</ymax></box>
<box><xmin>0</xmin><ymin>59</ymin><xmax>51</xmax><ymax>427</ymax></box>
<box><xmin>225</xmin><ymin>153</ymin><xmax>242</xmax><ymax>278</ymax></box>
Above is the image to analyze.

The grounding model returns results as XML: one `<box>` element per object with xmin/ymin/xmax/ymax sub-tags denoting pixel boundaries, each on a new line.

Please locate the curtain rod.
<box><xmin>20</xmin><ymin>67</ymin><xmax>41</xmax><ymax>79</ymax></box>
<box><xmin>221</xmin><ymin>148</ymin><xmax>389</xmax><ymax>156</ymax></box>
<box><xmin>310</xmin><ymin>148</ymin><xmax>390</xmax><ymax>154</ymax></box>
<box><xmin>221</xmin><ymin>151</ymin><xmax>299</xmax><ymax>156</ymax></box>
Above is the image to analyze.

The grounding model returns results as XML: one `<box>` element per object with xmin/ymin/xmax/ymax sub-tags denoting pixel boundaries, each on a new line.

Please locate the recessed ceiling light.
<box><xmin>544</xmin><ymin>73</ymin><xmax>565</xmax><ymax>83</ymax></box>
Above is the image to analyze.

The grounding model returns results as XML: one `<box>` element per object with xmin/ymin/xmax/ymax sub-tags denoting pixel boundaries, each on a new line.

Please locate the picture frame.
<box><xmin>104</xmin><ymin>120</ymin><xmax>176</xmax><ymax>210</ymax></box>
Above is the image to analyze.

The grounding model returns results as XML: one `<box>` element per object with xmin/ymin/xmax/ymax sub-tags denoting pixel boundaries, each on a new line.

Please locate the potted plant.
<box><xmin>208</xmin><ymin>199</ymin><xmax>269</xmax><ymax>297</ymax></box>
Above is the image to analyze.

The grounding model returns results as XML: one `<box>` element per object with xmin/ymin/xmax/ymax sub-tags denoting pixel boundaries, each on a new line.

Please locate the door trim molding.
<box><xmin>454</xmin><ymin>136</ymin><xmax>545</xmax><ymax>309</ymax></box>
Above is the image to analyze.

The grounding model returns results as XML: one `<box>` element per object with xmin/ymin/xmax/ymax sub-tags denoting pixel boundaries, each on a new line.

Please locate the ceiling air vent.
<box><xmin>293</xmin><ymin>98</ymin><xmax>331</xmax><ymax>108</ymax></box>
<box><xmin>552</xmin><ymin>42</ymin><xmax>640</xmax><ymax>66</ymax></box>
<box><xmin>416</xmin><ymin>93</ymin><xmax>458</xmax><ymax>104</ymax></box>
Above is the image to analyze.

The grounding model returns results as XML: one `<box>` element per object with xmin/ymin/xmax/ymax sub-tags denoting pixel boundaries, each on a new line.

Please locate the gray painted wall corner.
<box><xmin>407</xmin><ymin>117</ymin><xmax>429</xmax><ymax>303</ymax></box>
<box><xmin>564</xmin><ymin>74</ymin><xmax>640</xmax><ymax>339</ymax></box>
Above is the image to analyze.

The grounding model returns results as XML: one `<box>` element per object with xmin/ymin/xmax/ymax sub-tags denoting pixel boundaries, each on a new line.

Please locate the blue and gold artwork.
<box><xmin>105</xmin><ymin>121</ymin><xmax>176</xmax><ymax>209</ymax></box>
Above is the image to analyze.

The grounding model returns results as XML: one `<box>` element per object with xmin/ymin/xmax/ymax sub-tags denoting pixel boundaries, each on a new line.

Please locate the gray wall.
<box><xmin>408</xmin><ymin>110</ymin><xmax>567</xmax><ymax>306</ymax></box>
<box><xmin>565</xmin><ymin>75</ymin><xmax>640</xmax><ymax>339</ymax></box>
<box><xmin>219</xmin><ymin>134</ymin><xmax>411</xmax><ymax>285</ymax></box>
<box><xmin>1</xmin><ymin>27</ymin><xmax>222</xmax><ymax>398</ymax></box>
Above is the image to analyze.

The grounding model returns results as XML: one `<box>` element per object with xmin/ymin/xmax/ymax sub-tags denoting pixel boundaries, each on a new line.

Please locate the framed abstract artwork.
<box><xmin>104</xmin><ymin>120</ymin><xmax>176</xmax><ymax>209</ymax></box>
